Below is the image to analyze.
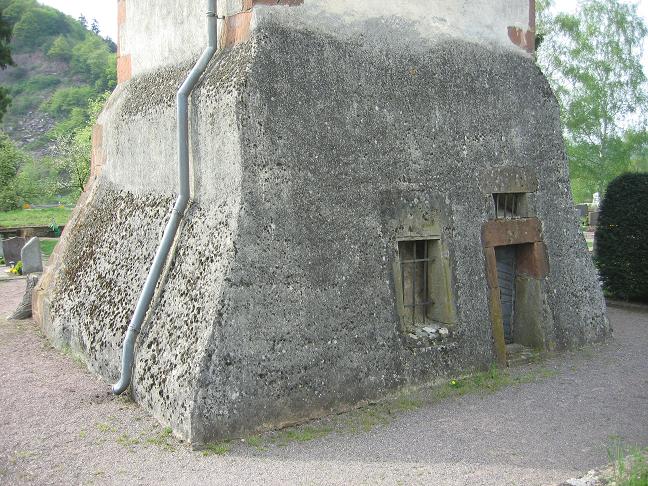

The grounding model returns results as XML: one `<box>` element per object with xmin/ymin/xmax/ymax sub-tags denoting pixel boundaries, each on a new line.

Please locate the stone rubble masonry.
<box><xmin>35</xmin><ymin>1</ymin><xmax>609</xmax><ymax>445</ymax></box>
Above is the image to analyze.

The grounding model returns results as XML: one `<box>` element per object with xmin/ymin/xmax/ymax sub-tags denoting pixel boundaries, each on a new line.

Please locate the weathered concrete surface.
<box><xmin>34</xmin><ymin>1</ymin><xmax>608</xmax><ymax>444</ymax></box>
<box><xmin>1</xmin><ymin>277</ymin><xmax>645</xmax><ymax>485</ymax></box>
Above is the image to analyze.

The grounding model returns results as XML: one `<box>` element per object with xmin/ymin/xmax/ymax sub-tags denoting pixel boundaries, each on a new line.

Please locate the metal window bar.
<box><xmin>400</xmin><ymin>241</ymin><xmax>435</xmax><ymax>326</ymax></box>
<box><xmin>494</xmin><ymin>193</ymin><xmax>523</xmax><ymax>220</ymax></box>
<box><xmin>513</xmin><ymin>193</ymin><xmax>518</xmax><ymax>217</ymax></box>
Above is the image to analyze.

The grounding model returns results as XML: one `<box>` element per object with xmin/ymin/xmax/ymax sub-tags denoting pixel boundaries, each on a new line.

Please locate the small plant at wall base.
<box><xmin>595</xmin><ymin>173</ymin><xmax>648</xmax><ymax>302</ymax></box>
<box><xmin>607</xmin><ymin>439</ymin><xmax>648</xmax><ymax>486</ymax></box>
<box><xmin>8</xmin><ymin>260</ymin><xmax>22</xmax><ymax>275</ymax></box>
<box><xmin>49</xmin><ymin>218</ymin><xmax>61</xmax><ymax>237</ymax></box>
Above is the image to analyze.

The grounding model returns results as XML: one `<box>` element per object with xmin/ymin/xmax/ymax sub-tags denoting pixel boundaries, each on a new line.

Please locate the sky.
<box><xmin>39</xmin><ymin>0</ymin><xmax>118</xmax><ymax>41</ymax></box>
<box><xmin>37</xmin><ymin>0</ymin><xmax>648</xmax><ymax>65</ymax></box>
<box><xmin>556</xmin><ymin>0</ymin><xmax>648</xmax><ymax>67</ymax></box>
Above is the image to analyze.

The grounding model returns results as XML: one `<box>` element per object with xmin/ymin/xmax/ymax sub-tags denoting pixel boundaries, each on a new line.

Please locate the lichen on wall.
<box><xmin>47</xmin><ymin>182</ymin><xmax>174</xmax><ymax>378</ymax></box>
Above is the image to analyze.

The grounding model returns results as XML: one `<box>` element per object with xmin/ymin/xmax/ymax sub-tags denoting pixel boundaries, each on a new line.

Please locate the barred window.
<box><xmin>398</xmin><ymin>239</ymin><xmax>435</xmax><ymax>325</ymax></box>
<box><xmin>493</xmin><ymin>193</ymin><xmax>527</xmax><ymax>219</ymax></box>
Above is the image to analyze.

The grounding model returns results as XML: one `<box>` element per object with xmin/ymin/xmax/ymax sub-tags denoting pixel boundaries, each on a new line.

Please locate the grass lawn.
<box><xmin>0</xmin><ymin>208</ymin><xmax>72</xmax><ymax>228</ymax></box>
<box><xmin>40</xmin><ymin>239</ymin><xmax>59</xmax><ymax>257</ymax></box>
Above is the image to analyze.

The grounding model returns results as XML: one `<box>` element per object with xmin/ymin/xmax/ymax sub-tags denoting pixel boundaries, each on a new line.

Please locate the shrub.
<box><xmin>11</xmin><ymin>6</ymin><xmax>69</xmax><ymax>50</ymax></box>
<box><xmin>2</xmin><ymin>0</ymin><xmax>37</xmax><ymax>25</ymax></box>
<box><xmin>595</xmin><ymin>173</ymin><xmax>648</xmax><ymax>302</ymax></box>
<box><xmin>0</xmin><ymin>131</ymin><xmax>30</xmax><ymax>210</ymax></box>
<box><xmin>41</xmin><ymin>85</ymin><xmax>94</xmax><ymax>118</ymax></box>
<box><xmin>10</xmin><ymin>74</ymin><xmax>61</xmax><ymax>96</ymax></box>
<box><xmin>12</xmin><ymin>155</ymin><xmax>58</xmax><ymax>203</ymax></box>
<box><xmin>70</xmin><ymin>36</ymin><xmax>116</xmax><ymax>92</ymax></box>
<box><xmin>47</xmin><ymin>35</ymin><xmax>72</xmax><ymax>61</ymax></box>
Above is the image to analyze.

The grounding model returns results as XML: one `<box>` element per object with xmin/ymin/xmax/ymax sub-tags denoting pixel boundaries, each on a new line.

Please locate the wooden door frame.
<box><xmin>482</xmin><ymin>218</ymin><xmax>549</xmax><ymax>365</ymax></box>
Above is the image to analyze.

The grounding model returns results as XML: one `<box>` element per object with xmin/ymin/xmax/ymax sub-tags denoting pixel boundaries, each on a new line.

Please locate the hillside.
<box><xmin>0</xmin><ymin>0</ymin><xmax>116</xmax><ymax>157</ymax></box>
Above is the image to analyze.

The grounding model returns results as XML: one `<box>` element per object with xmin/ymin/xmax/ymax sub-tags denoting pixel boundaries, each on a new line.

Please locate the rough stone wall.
<box><xmin>34</xmin><ymin>1</ymin><xmax>609</xmax><ymax>444</ymax></box>
<box><xmin>186</xmin><ymin>22</ymin><xmax>608</xmax><ymax>441</ymax></box>
<box><xmin>35</xmin><ymin>39</ymin><xmax>252</xmax><ymax>436</ymax></box>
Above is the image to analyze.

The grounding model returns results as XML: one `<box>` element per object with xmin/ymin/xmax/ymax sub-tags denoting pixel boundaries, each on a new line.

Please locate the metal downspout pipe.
<box><xmin>112</xmin><ymin>0</ymin><xmax>219</xmax><ymax>394</ymax></box>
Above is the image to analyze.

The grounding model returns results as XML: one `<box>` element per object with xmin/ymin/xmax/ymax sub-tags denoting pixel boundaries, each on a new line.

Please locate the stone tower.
<box><xmin>33</xmin><ymin>0</ymin><xmax>609</xmax><ymax>444</ymax></box>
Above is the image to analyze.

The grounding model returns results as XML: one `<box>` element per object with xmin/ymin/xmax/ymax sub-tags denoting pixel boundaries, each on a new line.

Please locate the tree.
<box><xmin>47</xmin><ymin>35</ymin><xmax>72</xmax><ymax>62</ymax></box>
<box><xmin>42</xmin><ymin>85</ymin><xmax>95</xmax><ymax>118</ymax></box>
<box><xmin>104</xmin><ymin>36</ymin><xmax>117</xmax><ymax>53</ymax></box>
<box><xmin>2</xmin><ymin>0</ymin><xmax>37</xmax><ymax>25</ymax></box>
<box><xmin>566</xmin><ymin>130</ymin><xmax>648</xmax><ymax>200</ymax></box>
<box><xmin>12</xmin><ymin>6</ymin><xmax>69</xmax><ymax>50</ymax></box>
<box><xmin>0</xmin><ymin>10</ymin><xmax>12</xmax><ymax>68</ymax></box>
<box><xmin>90</xmin><ymin>18</ymin><xmax>100</xmax><ymax>35</ymax></box>
<box><xmin>626</xmin><ymin>130</ymin><xmax>648</xmax><ymax>171</ymax></box>
<box><xmin>77</xmin><ymin>14</ymin><xmax>87</xmax><ymax>29</ymax></box>
<box><xmin>69</xmin><ymin>35</ymin><xmax>117</xmax><ymax>91</ymax></box>
<box><xmin>537</xmin><ymin>0</ymin><xmax>648</xmax><ymax>199</ymax></box>
<box><xmin>0</xmin><ymin>132</ymin><xmax>29</xmax><ymax>210</ymax></box>
<box><xmin>54</xmin><ymin>93</ymin><xmax>108</xmax><ymax>196</ymax></box>
<box><xmin>12</xmin><ymin>154</ymin><xmax>57</xmax><ymax>204</ymax></box>
<box><xmin>0</xmin><ymin>9</ymin><xmax>14</xmax><ymax>122</ymax></box>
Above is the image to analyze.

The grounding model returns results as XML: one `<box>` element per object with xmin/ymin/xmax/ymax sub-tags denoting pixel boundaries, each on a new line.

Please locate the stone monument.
<box><xmin>21</xmin><ymin>237</ymin><xmax>43</xmax><ymax>274</ymax></box>
<box><xmin>2</xmin><ymin>237</ymin><xmax>26</xmax><ymax>265</ymax></box>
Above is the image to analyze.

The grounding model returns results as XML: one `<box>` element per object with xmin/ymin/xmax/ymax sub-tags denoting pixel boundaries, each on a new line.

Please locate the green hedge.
<box><xmin>595</xmin><ymin>173</ymin><xmax>648</xmax><ymax>302</ymax></box>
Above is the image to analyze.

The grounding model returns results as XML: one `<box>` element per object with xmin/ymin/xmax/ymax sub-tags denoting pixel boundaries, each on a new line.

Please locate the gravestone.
<box><xmin>2</xmin><ymin>237</ymin><xmax>26</xmax><ymax>265</ymax></box>
<box><xmin>592</xmin><ymin>192</ymin><xmax>601</xmax><ymax>208</ymax></box>
<box><xmin>21</xmin><ymin>237</ymin><xmax>43</xmax><ymax>274</ymax></box>
<box><xmin>589</xmin><ymin>211</ymin><xmax>600</xmax><ymax>227</ymax></box>
<box><xmin>576</xmin><ymin>204</ymin><xmax>589</xmax><ymax>218</ymax></box>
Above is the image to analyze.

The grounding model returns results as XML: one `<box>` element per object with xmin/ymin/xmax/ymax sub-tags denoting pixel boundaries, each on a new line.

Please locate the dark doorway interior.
<box><xmin>495</xmin><ymin>245</ymin><xmax>517</xmax><ymax>344</ymax></box>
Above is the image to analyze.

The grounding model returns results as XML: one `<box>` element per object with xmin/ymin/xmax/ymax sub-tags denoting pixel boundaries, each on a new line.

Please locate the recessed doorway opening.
<box><xmin>495</xmin><ymin>245</ymin><xmax>517</xmax><ymax>344</ymax></box>
<box><xmin>492</xmin><ymin>242</ymin><xmax>549</xmax><ymax>357</ymax></box>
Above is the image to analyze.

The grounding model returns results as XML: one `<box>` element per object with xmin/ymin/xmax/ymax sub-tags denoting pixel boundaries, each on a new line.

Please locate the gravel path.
<box><xmin>1</xmin><ymin>278</ymin><xmax>647</xmax><ymax>486</ymax></box>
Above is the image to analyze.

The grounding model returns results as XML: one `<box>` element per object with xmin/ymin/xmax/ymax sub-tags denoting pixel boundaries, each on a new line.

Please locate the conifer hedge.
<box><xmin>595</xmin><ymin>173</ymin><xmax>648</xmax><ymax>302</ymax></box>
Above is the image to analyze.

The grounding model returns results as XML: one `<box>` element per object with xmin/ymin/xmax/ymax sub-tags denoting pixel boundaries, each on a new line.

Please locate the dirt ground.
<box><xmin>1</xmin><ymin>278</ymin><xmax>647</xmax><ymax>486</ymax></box>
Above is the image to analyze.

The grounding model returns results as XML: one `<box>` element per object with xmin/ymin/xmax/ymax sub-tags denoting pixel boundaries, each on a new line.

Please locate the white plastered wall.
<box><xmin>120</xmin><ymin>0</ymin><xmax>533</xmax><ymax>78</ymax></box>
